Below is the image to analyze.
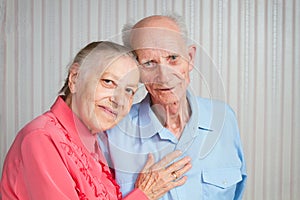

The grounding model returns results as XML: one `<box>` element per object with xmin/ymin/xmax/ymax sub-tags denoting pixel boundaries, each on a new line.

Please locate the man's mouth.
<box><xmin>155</xmin><ymin>87</ymin><xmax>174</xmax><ymax>91</ymax></box>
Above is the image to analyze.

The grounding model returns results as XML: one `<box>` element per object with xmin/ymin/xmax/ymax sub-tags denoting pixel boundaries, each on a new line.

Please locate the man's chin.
<box><xmin>154</xmin><ymin>96</ymin><xmax>180</xmax><ymax>105</ymax></box>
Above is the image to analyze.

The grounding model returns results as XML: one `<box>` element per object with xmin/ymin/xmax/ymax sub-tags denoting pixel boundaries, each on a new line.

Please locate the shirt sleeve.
<box><xmin>20</xmin><ymin>130</ymin><xmax>79</xmax><ymax>199</ymax></box>
<box><xmin>230</xmin><ymin>108</ymin><xmax>247</xmax><ymax>200</ymax></box>
<box><xmin>123</xmin><ymin>188</ymin><xmax>149</xmax><ymax>200</ymax></box>
<box><xmin>234</xmin><ymin>134</ymin><xmax>247</xmax><ymax>200</ymax></box>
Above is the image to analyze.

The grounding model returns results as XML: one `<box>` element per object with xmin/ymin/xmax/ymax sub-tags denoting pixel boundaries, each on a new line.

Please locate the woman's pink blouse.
<box><xmin>0</xmin><ymin>97</ymin><xmax>148</xmax><ymax>200</ymax></box>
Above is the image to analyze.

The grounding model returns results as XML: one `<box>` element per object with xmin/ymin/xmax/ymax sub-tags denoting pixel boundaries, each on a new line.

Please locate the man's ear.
<box><xmin>187</xmin><ymin>45</ymin><xmax>196</xmax><ymax>71</ymax></box>
<box><xmin>68</xmin><ymin>63</ymin><xmax>80</xmax><ymax>93</ymax></box>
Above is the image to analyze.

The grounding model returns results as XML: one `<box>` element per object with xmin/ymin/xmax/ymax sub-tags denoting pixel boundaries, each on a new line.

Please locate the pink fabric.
<box><xmin>0</xmin><ymin>97</ymin><xmax>147</xmax><ymax>200</ymax></box>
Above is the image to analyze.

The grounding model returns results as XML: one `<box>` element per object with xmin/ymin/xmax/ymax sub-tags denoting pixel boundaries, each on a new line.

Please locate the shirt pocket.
<box><xmin>202</xmin><ymin>167</ymin><xmax>242</xmax><ymax>200</ymax></box>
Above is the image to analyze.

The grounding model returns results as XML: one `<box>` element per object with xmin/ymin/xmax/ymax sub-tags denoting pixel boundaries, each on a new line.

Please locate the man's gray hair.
<box><xmin>122</xmin><ymin>13</ymin><xmax>188</xmax><ymax>48</ymax></box>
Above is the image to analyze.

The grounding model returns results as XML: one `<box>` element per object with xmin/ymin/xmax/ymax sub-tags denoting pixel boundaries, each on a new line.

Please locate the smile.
<box><xmin>98</xmin><ymin>105</ymin><xmax>117</xmax><ymax>117</ymax></box>
<box><xmin>155</xmin><ymin>87</ymin><xmax>174</xmax><ymax>91</ymax></box>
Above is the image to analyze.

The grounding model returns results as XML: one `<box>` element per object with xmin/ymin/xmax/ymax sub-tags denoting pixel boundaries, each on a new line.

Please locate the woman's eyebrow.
<box><xmin>101</xmin><ymin>71</ymin><xmax>120</xmax><ymax>80</ymax></box>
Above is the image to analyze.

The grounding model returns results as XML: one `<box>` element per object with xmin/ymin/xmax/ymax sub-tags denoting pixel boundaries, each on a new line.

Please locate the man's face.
<box><xmin>73</xmin><ymin>55</ymin><xmax>139</xmax><ymax>133</ymax></box>
<box><xmin>127</xmin><ymin>15</ymin><xmax>197</xmax><ymax>105</ymax></box>
<box><xmin>129</xmin><ymin>22</ymin><xmax>195</xmax><ymax>105</ymax></box>
<box><xmin>136</xmin><ymin>47</ymin><xmax>193</xmax><ymax>105</ymax></box>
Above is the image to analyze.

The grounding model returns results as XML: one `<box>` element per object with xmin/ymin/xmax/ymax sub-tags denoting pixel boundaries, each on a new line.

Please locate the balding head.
<box><xmin>133</xmin><ymin>15</ymin><xmax>180</xmax><ymax>32</ymax></box>
<box><xmin>124</xmin><ymin>15</ymin><xmax>188</xmax><ymax>57</ymax></box>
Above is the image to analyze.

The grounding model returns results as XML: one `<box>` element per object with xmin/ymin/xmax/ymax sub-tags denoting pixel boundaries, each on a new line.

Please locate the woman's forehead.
<box><xmin>80</xmin><ymin>51</ymin><xmax>133</xmax><ymax>75</ymax></box>
<box><xmin>102</xmin><ymin>56</ymin><xmax>139</xmax><ymax>78</ymax></box>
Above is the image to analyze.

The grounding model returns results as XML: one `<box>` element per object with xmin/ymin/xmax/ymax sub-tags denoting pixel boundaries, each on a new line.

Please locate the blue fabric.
<box><xmin>99</xmin><ymin>90</ymin><xmax>247</xmax><ymax>200</ymax></box>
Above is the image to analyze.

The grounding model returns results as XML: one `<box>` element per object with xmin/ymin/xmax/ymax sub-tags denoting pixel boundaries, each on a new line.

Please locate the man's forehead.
<box><xmin>135</xmin><ymin>48</ymin><xmax>178</xmax><ymax>59</ymax></box>
<box><xmin>129</xmin><ymin>27</ymin><xmax>187</xmax><ymax>55</ymax></box>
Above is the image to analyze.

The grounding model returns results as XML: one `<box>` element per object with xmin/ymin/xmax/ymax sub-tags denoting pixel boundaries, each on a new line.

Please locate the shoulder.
<box><xmin>12</xmin><ymin>111</ymin><xmax>64</xmax><ymax>152</ymax></box>
<box><xmin>196</xmin><ymin>97</ymin><xmax>237</xmax><ymax>119</ymax></box>
<box><xmin>193</xmin><ymin>96</ymin><xmax>239</xmax><ymax>137</ymax></box>
<box><xmin>3</xmin><ymin>112</ymin><xmax>62</xmax><ymax>168</ymax></box>
<box><xmin>195</xmin><ymin>97</ymin><xmax>242</xmax><ymax>159</ymax></box>
<box><xmin>196</xmin><ymin>96</ymin><xmax>232</xmax><ymax>110</ymax></box>
<box><xmin>17</xmin><ymin>111</ymin><xmax>58</xmax><ymax>137</ymax></box>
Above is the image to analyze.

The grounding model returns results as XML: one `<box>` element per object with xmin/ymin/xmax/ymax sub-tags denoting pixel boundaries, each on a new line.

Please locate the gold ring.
<box><xmin>171</xmin><ymin>171</ymin><xmax>178</xmax><ymax>179</ymax></box>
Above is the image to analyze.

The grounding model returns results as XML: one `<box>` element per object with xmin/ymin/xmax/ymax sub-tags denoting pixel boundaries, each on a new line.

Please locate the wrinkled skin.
<box><xmin>135</xmin><ymin>151</ymin><xmax>192</xmax><ymax>200</ymax></box>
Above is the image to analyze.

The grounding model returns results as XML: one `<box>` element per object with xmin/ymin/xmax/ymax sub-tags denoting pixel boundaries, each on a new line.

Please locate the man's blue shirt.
<box><xmin>99</xmin><ymin>91</ymin><xmax>247</xmax><ymax>200</ymax></box>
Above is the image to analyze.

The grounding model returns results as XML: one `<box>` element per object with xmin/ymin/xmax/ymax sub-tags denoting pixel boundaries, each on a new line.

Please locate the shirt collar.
<box><xmin>137</xmin><ymin>95</ymin><xmax>164</xmax><ymax>141</ymax></box>
<box><xmin>51</xmin><ymin>96</ymin><xmax>98</xmax><ymax>154</ymax></box>
<box><xmin>137</xmin><ymin>89</ymin><xmax>213</xmax><ymax>143</ymax></box>
<box><xmin>51</xmin><ymin>96</ymin><xmax>77</xmax><ymax>134</ymax></box>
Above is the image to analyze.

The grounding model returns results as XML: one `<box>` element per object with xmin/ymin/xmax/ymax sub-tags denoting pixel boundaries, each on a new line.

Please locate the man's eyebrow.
<box><xmin>162</xmin><ymin>54</ymin><xmax>180</xmax><ymax>58</ymax></box>
<box><xmin>140</xmin><ymin>59</ymin><xmax>154</xmax><ymax>63</ymax></box>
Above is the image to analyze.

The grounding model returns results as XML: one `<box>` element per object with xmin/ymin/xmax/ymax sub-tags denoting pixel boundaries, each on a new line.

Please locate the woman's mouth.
<box><xmin>98</xmin><ymin>105</ymin><xmax>117</xmax><ymax>117</ymax></box>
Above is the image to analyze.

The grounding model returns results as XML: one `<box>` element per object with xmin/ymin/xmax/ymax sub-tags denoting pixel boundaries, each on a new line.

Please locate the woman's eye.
<box><xmin>125</xmin><ymin>88</ymin><xmax>135</xmax><ymax>96</ymax></box>
<box><xmin>101</xmin><ymin>79</ymin><xmax>115</xmax><ymax>88</ymax></box>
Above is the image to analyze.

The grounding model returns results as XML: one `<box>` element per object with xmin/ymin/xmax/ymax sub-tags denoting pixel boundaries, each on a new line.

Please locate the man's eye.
<box><xmin>168</xmin><ymin>55</ymin><xmax>179</xmax><ymax>61</ymax></box>
<box><xmin>142</xmin><ymin>61</ymin><xmax>157</xmax><ymax>68</ymax></box>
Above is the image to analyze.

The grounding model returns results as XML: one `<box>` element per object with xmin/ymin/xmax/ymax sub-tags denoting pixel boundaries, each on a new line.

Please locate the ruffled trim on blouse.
<box><xmin>60</xmin><ymin>128</ymin><xmax>122</xmax><ymax>199</ymax></box>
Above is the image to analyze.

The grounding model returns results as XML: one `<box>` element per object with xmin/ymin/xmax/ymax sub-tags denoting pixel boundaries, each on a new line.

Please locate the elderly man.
<box><xmin>99</xmin><ymin>14</ymin><xmax>247</xmax><ymax>200</ymax></box>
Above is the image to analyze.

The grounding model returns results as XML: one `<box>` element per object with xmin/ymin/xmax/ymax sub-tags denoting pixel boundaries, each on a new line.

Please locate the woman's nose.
<box><xmin>110</xmin><ymin>88</ymin><xmax>125</xmax><ymax>107</ymax></box>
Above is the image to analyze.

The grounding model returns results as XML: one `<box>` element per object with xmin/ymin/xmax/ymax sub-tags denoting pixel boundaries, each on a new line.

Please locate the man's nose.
<box><xmin>156</xmin><ymin>64</ymin><xmax>171</xmax><ymax>83</ymax></box>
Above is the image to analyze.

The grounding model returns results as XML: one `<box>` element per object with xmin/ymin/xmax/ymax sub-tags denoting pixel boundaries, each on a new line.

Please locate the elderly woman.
<box><xmin>0</xmin><ymin>41</ymin><xmax>191</xmax><ymax>200</ymax></box>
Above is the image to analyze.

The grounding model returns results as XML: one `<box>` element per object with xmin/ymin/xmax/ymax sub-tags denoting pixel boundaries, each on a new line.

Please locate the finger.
<box><xmin>170</xmin><ymin>176</ymin><xmax>188</xmax><ymax>187</ymax></box>
<box><xmin>165</xmin><ymin>156</ymin><xmax>191</xmax><ymax>173</ymax></box>
<box><xmin>135</xmin><ymin>170</ymin><xmax>154</xmax><ymax>189</ymax></box>
<box><xmin>154</xmin><ymin>176</ymin><xmax>188</xmax><ymax>199</ymax></box>
<box><xmin>169</xmin><ymin>162</ymin><xmax>192</xmax><ymax>181</ymax></box>
<box><xmin>151</xmin><ymin>150</ymin><xmax>182</xmax><ymax>170</ymax></box>
<box><xmin>141</xmin><ymin>153</ymin><xmax>155</xmax><ymax>172</ymax></box>
<box><xmin>165</xmin><ymin>176</ymin><xmax>188</xmax><ymax>192</ymax></box>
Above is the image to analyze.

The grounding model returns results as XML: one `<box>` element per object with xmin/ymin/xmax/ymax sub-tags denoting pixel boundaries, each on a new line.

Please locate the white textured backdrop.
<box><xmin>0</xmin><ymin>0</ymin><xmax>299</xmax><ymax>199</ymax></box>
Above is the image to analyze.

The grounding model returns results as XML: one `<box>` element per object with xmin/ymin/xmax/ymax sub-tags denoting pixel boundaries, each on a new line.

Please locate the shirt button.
<box><xmin>222</xmin><ymin>180</ymin><xmax>227</xmax><ymax>185</ymax></box>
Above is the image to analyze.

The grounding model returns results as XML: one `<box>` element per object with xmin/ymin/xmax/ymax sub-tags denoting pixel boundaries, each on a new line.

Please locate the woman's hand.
<box><xmin>134</xmin><ymin>150</ymin><xmax>192</xmax><ymax>200</ymax></box>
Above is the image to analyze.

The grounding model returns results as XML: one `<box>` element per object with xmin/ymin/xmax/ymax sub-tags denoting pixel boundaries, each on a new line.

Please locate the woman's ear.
<box><xmin>187</xmin><ymin>45</ymin><xmax>196</xmax><ymax>71</ymax></box>
<box><xmin>68</xmin><ymin>63</ymin><xmax>80</xmax><ymax>93</ymax></box>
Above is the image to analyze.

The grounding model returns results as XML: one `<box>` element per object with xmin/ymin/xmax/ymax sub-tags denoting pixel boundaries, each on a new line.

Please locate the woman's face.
<box><xmin>72</xmin><ymin>55</ymin><xmax>139</xmax><ymax>133</ymax></box>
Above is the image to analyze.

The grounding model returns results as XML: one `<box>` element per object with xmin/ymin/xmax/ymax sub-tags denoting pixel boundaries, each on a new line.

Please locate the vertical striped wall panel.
<box><xmin>0</xmin><ymin>0</ymin><xmax>299</xmax><ymax>199</ymax></box>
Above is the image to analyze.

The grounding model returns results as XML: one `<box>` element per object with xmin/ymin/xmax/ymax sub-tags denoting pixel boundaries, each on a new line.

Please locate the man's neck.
<box><xmin>151</xmin><ymin>97</ymin><xmax>191</xmax><ymax>139</ymax></box>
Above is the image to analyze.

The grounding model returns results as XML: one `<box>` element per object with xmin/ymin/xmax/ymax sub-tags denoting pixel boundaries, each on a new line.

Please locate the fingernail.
<box><xmin>148</xmin><ymin>153</ymin><xmax>153</xmax><ymax>158</ymax></box>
